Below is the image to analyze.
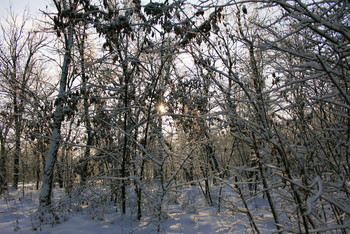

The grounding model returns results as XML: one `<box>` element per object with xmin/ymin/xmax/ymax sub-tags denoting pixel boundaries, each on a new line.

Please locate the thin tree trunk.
<box><xmin>13</xmin><ymin>94</ymin><xmax>21</xmax><ymax>189</ymax></box>
<box><xmin>234</xmin><ymin>176</ymin><xmax>261</xmax><ymax>234</ymax></box>
<box><xmin>38</xmin><ymin>15</ymin><xmax>73</xmax><ymax>210</ymax></box>
<box><xmin>36</xmin><ymin>151</ymin><xmax>40</xmax><ymax>190</ymax></box>
<box><xmin>121</xmin><ymin>76</ymin><xmax>129</xmax><ymax>214</ymax></box>
<box><xmin>78</xmin><ymin>23</ymin><xmax>92</xmax><ymax>184</ymax></box>
<box><xmin>0</xmin><ymin>138</ymin><xmax>7</xmax><ymax>194</ymax></box>
<box><xmin>136</xmin><ymin>59</ymin><xmax>167</xmax><ymax>220</ymax></box>
<box><xmin>57</xmin><ymin>150</ymin><xmax>64</xmax><ymax>189</ymax></box>
<box><xmin>273</xmin><ymin>138</ymin><xmax>315</xmax><ymax>233</ymax></box>
<box><xmin>251</xmin><ymin>133</ymin><xmax>281</xmax><ymax>231</ymax></box>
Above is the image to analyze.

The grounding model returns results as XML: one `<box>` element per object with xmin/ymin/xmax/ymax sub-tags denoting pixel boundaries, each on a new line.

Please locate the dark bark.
<box><xmin>0</xmin><ymin>138</ymin><xmax>7</xmax><ymax>194</ymax></box>
<box><xmin>13</xmin><ymin>93</ymin><xmax>20</xmax><ymax>189</ymax></box>
<box><xmin>78</xmin><ymin>23</ymin><xmax>93</xmax><ymax>184</ymax></box>
<box><xmin>121</xmin><ymin>78</ymin><xmax>129</xmax><ymax>214</ymax></box>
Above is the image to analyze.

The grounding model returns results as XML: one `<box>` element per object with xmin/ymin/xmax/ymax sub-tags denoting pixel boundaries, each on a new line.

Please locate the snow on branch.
<box><xmin>305</xmin><ymin>176</ymin><xmax>323</xmax><ymax>215</ymax></box>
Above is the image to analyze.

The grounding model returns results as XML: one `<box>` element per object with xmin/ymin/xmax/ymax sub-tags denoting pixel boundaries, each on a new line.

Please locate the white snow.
<box><xmin>0</xmin><ymin>183</ymin><xmax>277</xmax><ymax>233</ymax></box>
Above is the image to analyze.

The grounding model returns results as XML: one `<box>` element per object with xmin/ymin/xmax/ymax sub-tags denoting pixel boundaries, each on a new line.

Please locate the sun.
<box><xmin>158</xmin><ymin>103</ymin><xmax>166</xmax><ymax>113</ymax></box>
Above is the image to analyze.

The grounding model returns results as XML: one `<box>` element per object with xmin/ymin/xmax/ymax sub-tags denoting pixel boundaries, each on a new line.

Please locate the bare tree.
<box><xmin>0</xmin><ymin>11</ymin><xmax>47</xmax><ymax>190</ymax></box>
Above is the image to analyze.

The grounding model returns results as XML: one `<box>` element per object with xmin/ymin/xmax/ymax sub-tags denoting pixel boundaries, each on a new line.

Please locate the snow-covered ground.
<box><xmin>0</xmin><ymin>183</ymin><xmax>276</xmax><ymax>233</ymax></box>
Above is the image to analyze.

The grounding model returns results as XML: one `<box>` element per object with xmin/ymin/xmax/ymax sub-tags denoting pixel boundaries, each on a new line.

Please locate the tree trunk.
<box><xmin>13</xmin><ymin>94</ymin><xmax>21</xmax><ymax>189</ymax></box>
<box><xmin>57</xmin><ymin>150</ymin><xmax>64</xmax><ymax>189</ymax></box>
<box><xmin>121</xmin><ymin>68</ymin><xmax>130</xmax><ymax>214</ymax></box>
<box><xmin>36</xmin><ymin>152</ymin><xmax>40</xmax><ymax>190</ymax></box>
<box><xmin>78</xmin><ymin>23</ymin><xmax>92</xmax><ymax>184</ymax></box>
<box><xmin>39</xmin><ymin>128</ymin><xmax>61</xmax><ymax>207</ymax></box>
<box><xmin>38</xmin><ymin>15</ymin><xmax>73</xmax><ymax>210</ymax></box>
<box><xmin>0</xmin><ymin>138</ymin><xmax>7</xmax><ymax>194</ymax></box>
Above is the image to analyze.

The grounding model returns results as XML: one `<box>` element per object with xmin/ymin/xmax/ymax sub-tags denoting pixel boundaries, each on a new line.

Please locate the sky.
<box><xmin>0</xmin><ymin>0</ymin><xmax>50</xmax><ymax>18</ymax></box>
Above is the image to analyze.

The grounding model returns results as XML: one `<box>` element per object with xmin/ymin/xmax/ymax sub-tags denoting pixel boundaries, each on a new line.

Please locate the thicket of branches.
<box><xmin>0</xmin><ymin>0</ymin><xmax>349</xmax><ymax>232</ymax></box>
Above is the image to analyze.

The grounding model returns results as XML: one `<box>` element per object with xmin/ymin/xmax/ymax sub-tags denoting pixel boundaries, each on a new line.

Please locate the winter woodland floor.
<box><xmin>0</xmin><ymin>183</ymin><xmax>277</xmax><ymax>233</ymax></box>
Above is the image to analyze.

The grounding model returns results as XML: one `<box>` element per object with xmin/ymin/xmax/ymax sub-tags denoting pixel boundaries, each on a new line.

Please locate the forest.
<box><xmin>0</xmin><ymin>0</ymin><xmax>349</xmax><ymax>233</ymax></box>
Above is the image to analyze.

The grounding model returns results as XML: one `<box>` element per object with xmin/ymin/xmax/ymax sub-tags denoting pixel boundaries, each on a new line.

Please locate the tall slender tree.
<box><xmin>38</xmin><ymin>0</ymin><xmax>75</xmax><ymax>212</ymax></box>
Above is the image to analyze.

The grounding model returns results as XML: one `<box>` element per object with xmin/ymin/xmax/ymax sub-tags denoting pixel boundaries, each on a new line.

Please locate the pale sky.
<box><xmin>0</xmin><ymin>0</ymin><xmax>50</xmax><ymax>18</ymax></box>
